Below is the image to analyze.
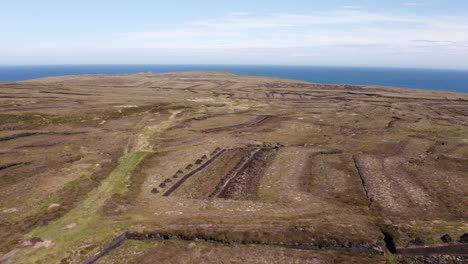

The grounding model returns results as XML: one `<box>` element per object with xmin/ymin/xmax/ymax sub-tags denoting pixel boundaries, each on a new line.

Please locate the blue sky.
<box><xmin>1</xmin><ymin>0</ymin><xmax>468</xmax><ymax>69</ymax></box>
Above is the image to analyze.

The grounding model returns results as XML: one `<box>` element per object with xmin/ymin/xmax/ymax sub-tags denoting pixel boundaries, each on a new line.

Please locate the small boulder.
<box><xmin>33</xmin><ymin>239</ymin><xmax>53</xmax><ymax>248</ymax></box>
<box><xmin>18</xmin><ymin>237</ymin><xmax>44</xmax><ymax>248</ymax></box>
<box><xmin>185</xmin><ymin>164</ymin><xmax>193</xmax><ymax>170</ymax></box>
<box><xmin>195</xmin><ymin>159</ymin><xmax>203</xmax><ymax>165</ymax></box>
<box><xmin>176</xmin><ymin>169</ymin><xmax>183</xmax><ymax>174</ymax></box>
<box><xmin>201</xmin><ymin>155</ymin><xmax>207</xmax><ymax>160</ymax></box>
<box><xmin>440</xmin><ymin>234</ymin><xmax>452</xmax><ymax>243</ymax></box>
<box><xmin>164</xmin><ymin>178</ymin><xmax>172</xmax><ymax>183</ymax></box>
<box><xmin>151</xmin><ymin>188</ymin><xmax>159</xmax><ymax>194</ymax></box>
<box><xmin>159</xmin><ymin>182</ymin><xmax>166</xmax><ymax>188</ymax></box>
<box><xmin>460</xmin><ymin>233</ymin><xmax>468</xmax><ymax>243</ymax></box>
<box><xmin>17</xmin><ymin>240</ymin><xmax>33</xmax><ymax>248</ymax></box>
<box><xmin>188</xmin><ymin>242</ymin><xmax>196</xmax><ymax>249</ymax></box>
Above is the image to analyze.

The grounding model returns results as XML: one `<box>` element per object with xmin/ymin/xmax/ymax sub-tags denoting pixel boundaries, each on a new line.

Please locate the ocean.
<box><xmin>0</xmin><ymin>65</ymin><xmax>467</xmax><ymax>93</ymax></box>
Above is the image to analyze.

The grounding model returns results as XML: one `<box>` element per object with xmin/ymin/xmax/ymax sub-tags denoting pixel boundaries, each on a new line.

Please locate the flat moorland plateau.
<box><xmin>0</xmin><ymin>72</ymin><xmax>467</xmax><ymax>264</ymax></box>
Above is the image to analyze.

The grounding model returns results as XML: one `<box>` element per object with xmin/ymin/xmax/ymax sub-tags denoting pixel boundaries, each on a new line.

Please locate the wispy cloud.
<box><xmin>404</xmin><ymin>2</ymin><xmax>425</xmax><ymax>6</ymax></box>
<box><xmin>114</xmin><ymin>10</ymin><xmax>468</xmax><ymax>48</ymax></box>
<box><xmin>411</xmin><ymin>39</ymin><xmax>454</xmax><ymax>44</ymax></box>
<box><xmin>341</xmin><ymin>5</ymin><xmax>362</xmax><ymax>9</ymax></box>
<box><xmin>187</xmin><ymin>11</ymin><xmax>421</xmax><ymax>29</ymax></box>
<box><xmin>6</xmin><ymin>8</ymin><xmax>468</xmax><ymax>68</ymax></box>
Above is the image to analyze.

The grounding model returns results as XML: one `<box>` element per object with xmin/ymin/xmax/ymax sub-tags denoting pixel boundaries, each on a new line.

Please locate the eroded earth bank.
<box><xmin>0</xmin><ymin>72</ymin><xmax>467</xmax><ymax>263</ymax></box>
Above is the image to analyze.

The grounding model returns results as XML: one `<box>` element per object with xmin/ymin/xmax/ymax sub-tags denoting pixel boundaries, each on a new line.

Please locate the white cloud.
<box><xmin>112</xmin><ymin>10</ymin><xmax>468</xmax><ymax>49</ymax></box>
<box><xmin>404</xmin><ymin>2</ymin><xmax>425</xmax><ymax>6</ymax></box>
<box><xmin>187</xmin><ymin>11</ymin><xmax>420</xmax><ymax>30</ymax></box>
<box><xmin>341</xmin><ymin>5</ymin><xmax>362</xmax><ymax>9</ymax></box>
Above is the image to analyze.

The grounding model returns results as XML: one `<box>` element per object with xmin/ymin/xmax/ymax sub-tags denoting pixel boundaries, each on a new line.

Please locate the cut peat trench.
<box><xmin>202</xmin><ymin>115</ymin><xmax>273</xmax><ymax>133</ymax></box>
<box><xmin>82</xmin><ymin>231</ymin><xmax>384</xmax><ymax>264</ymax></box>
<box><xmin>352</xmin><ymin>155</ymin><xmax>373</xmax><ymax>208</ymax></box>
<box><xmin>0</xmin><ymin>132</ymin><xmax>43</xmax><ymax>142</ymax></box>
<box><xmin>209</xmin><ymin>148</ymin><xmax>262</xmax><ymax>198</ymax></box>
<box><xmin>310</xmin><ymin>149</ymin><xmax>343</xmax><ymax>156</ymax></box>
<box><xmin>162</xmin><ymin>149</ymin><xmax>226</xmax><ymax>196</ymax></box>
<box><xmin>0</xmin><ymin>131</ymin><xmax>86</xmax><ymax>142</ymax></box>
<box><xmin>208</xmin><ymin>147</ymin><xmax>275</xmax><ymax>199</ymax></box>
<box><xmin>82</xmin><ymin>233</ymin><xmax>128</xmax><ymax>264</ymax></box>
<box><xmin>126</xmin><ymin>232</ymin><xmax>383</xmax><ymax>255</ymax></box>
<box><xmin>0</xmin><ymin>162</ymin><xmax>28</xmax><ymax>171</ymax></box>
<box><xmin>397</xmin><ymin>244</ymin><xmax>468</xmax><ymax>256</ymax></box>
<box><xmin>15</xmin><ymin>142</ymin><xmax>60</xmax><ymax>149</ymax></box>
<box><xmin>39</xmin><ymin>91</ymin><xmax>99</xmax><ymax>96</ymax></box>
<box><xmin>382</xmin><ymin>231</ymin><xmax>397</xmax><ymax>254</ymax></box>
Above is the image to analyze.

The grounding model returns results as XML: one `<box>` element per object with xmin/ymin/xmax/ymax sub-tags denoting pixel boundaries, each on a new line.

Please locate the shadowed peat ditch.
<box><xmin>0</xmin><ymin>131</ymin><xmax>86</xmax><ymax>142</ymax></box>
<box><xmin>209</xmin><ymin>147</ymin><xmax>275</xmax><ymax>199</ymax></box>
<box><xmin>83</xmin><ymin>231</ymin><xmax>386</xmax><ymax>264</ymax></box>
<box><xmin>162</xmin><ymin>149</ymin><xmax>227</xmax><ymax>196</ymax></box>
<box><xmin>397</xmin><ymin>244</ymin><xmax>468</xmax><ymax>256</ymax></box>
<box><xmin>83</xmin><ymin>230</ymin><xmax>468</xmax><ymax>264</ymax></box>
<box><xmin>201</xmin><ymin>115</ymin><xmax>273</xmax><ymax>133</ymax></box>
<box><xmin>0</xmin><ymin>162</ymin><xmax>29</xmax><ymax>171</ymax></box>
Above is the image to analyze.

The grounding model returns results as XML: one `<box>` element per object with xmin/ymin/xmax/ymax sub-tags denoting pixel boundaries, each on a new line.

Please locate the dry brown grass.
<box><xmin>0</xmin><ymin>72</ymin><xmax>467</xmax><ymax>263</ymax></box>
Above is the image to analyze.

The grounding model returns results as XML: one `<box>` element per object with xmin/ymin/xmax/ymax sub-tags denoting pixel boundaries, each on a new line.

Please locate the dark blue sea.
<box><xmin>0</xmin><ymin>65</ymin><xmax>467</xmax><ymax>93</ymax></box>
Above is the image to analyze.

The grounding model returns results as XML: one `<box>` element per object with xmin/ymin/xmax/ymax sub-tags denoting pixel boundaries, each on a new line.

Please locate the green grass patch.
<box><xmin>16</xmin><ymin>151</ymin><xmax>147</xmax><ymax>263</ymax></box>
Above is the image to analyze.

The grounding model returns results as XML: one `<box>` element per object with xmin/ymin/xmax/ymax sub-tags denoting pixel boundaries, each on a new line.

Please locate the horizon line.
<box><xmin>1</xmin><ymin>63</ymin><xmax>468</xmax><ymax>72</ymax></box>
